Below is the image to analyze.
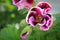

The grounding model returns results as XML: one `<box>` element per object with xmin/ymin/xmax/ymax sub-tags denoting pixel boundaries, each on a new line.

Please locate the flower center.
<box><xmin>35</xmin><ymin>14</ymin><xmax>43</xmax><ymax>22</ymax></box>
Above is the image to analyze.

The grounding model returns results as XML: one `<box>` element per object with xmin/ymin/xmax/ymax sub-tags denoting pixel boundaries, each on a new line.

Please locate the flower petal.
<box><xmin>37</xmin><ymin>2</ymin><xmax>52</xmax><ymax>14</ymax></box>
<box><xmin>29</xmin><ymin>16</ymin><xmax>36</xmax><ymax>26</ymax></box>
<box><xmin>12</xmin><ymin>0</ymin><xmax>21</xmax><ymax>5</ymax></box>
<box><xmin>26</xmin><ymin>11</ymin><xmax>36</xmax><ymax>24</ymax></box>
<box><xmin>23</xmin><ymin>0</ymin><xmax>34</xmax><ymax>8</ymax></box>
<box><xmin>40</xmin><ymin>15</ymin><xmax>53</xmax><ymax>31</ymax></box>
<box><xmin>46</xmin><ymin>13</ymin><xmax>52</xmax><ymax>18</ymax></box>
<box><xmin>44</xmin><ymin>15</ymin><xmax>50</xmax><ymax>21</ymax></box>
<box><xmin>17</xmin><ymin>5</ymin><xmax>24</xmax><ymax>10</ymax></box>
<box><xmin>20</xmin><ymin>31</ymin><xmax>29</xmax><ymax>38</ymax></box>
<box><xmin>12</xmin><ymin>0</ymin><xmax>34</xmax><ymax>10</ymax></box>
<box><xmin>40</xmin><ymin>24</ymin><xmax>49</xmax><ymax>31</ymax></box>
<box><xmin>26</xmin><ymin>0</ymin><xmax>34</xmax><ymax>4</ymax></box>
<box><xmin>31</xmin><ymin>7</ymin><xmax>43</xmax><ymax>15</ymax></box>
<box><xmin>43</xmin><ymin>13</ymin><xmax>52</xmax><ymax>21</ymax></box>
<box><xmin>46</xmin><ymin>18</ymin><xmax>53</xmax><ymax>27</ymax></box>
<box><xmin>40</xmin><ymin>17</ymin><xmax>53</xmax><ymax>31</ymax></box>
<box><xmin>37</xmin><ymin>2</ymin><xmax>52</xmax><ymax>10</ymax></box>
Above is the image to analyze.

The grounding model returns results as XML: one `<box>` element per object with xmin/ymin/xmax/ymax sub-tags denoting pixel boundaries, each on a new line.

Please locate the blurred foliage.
<box><xmin>0</xmin><ymin>0</ymin><xmax>60</xmax><ymax>40</ymax></box>
<box><xmin>0</xmin><ymin>0</ymin><xmax>28</xmax><ymax>29</ymax></box>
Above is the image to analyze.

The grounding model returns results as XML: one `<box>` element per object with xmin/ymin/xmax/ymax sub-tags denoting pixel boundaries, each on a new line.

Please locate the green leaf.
<box><xmin>0</xmin><ymin>24</ymin><xmax>20</xmax><ymax>40</ymax></box>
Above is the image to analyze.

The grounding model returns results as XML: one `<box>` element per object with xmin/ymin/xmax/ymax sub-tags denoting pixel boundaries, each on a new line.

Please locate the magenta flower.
<box><xmin>20</xmin><ymin>31</ymin><xmax>29</xmax><ymax>38</ymax></box>
<box><xmin>12</xmin><ymin>0</ymin><xmax>34</xmax><ymax>10</ymax></box>
<box><xmin>37</xmin><ymin>2</ymin><xmax>52</xmax><ymax>14</ymax></box>
<box><xmin>26</xmin><ymin>7</ymin><xmax>53</xmax><ymax>31</ymax></box>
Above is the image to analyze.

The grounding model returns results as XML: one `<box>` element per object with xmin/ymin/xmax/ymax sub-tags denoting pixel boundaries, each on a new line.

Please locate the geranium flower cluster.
<box><xmin>12</xmin><ymin>0</ymin><xmax>53</xmax><ymax>39</ymax></box>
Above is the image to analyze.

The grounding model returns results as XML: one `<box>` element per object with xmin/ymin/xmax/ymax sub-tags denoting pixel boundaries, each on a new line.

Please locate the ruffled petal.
<box><xmin>12</xmin><ymin>0</ymin><xmax>21</xmax><ymax>4</ymax></box>
<box><xmin>23</xmin><ymin>0</ymin><xmax>34</xmax><ymax>8</ymax></box>
<box><xmin>26</xmin><ymin>11</ymin><xmax>36</xmax><ymax>24</ymax></box>
<box><xmin>40</xmin><ymin>17</ymin><xmax>53</xmax><ymax>31</ymax></box>
<box><xmin>29</xmin><ymin>16</ymin><xmax>36</xmax><ymax>26</ymax></box>
<box><xmin>40</xmin><ymin>15</ymin><xmax>53</xmax><ymax>31</ymax></box>
<box><xmin>26</xmin><ymin>0</ymin><xmax>34</xmax><ymax>4</ymax></box>
<box><xmin>37</xmin><ymin>2</ymin><xmax>52</xmax><ymax>14</ymax></box>
<box><xmin>31</xmin><ymin>7</ymin><xmax>43</xmax><ymax>15</ymax></box>
<box><xmin>12</xmin><ymin>0</ymin><xmax>34</xmax><ymax>10</ymax></box>
<box><xmin>46</xmin><ymin>13</ymin><xmax>52</xmax><ymax>18</ymax></box>
<box><xmin>40</xmin><ymin>24</ymin><xmax>49</xmax><ymax>31</ymax></box>
<box><xmin>46</xmin><ymin>18</ymin><xmax>53</xmax><ymax>27</ymax></box>
<box><xmin>44</xmin><ymin>15</ymin><xmax>50</xmax><ymax>21</ymax></box>
<box><xmin>37</xmin><ymin>2</ymin><xmax>52</xmax><ymax>10</ymax></box>
<box><xmin>20</xmin><ymin>31</ymin><xmax>29</xmax><ymax>38</ymax></box>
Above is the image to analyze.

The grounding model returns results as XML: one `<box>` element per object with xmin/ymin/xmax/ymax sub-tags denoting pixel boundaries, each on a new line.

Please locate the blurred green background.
<box><xmin>0</xmin><ymin>0</ymin><xmax>60</xmax><ymax>40</ymax></box>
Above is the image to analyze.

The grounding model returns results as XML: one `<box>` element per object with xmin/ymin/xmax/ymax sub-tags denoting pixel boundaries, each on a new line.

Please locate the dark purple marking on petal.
<box><xmin>22</xmin><ymin>32</ymin><xmax>27</xmax><ymax>36</ymax></box>
<box><xmin>21</xmin><ymin>31</ymin><xmax>29</xmax><ymax>38</ymax></box>
<box><xmin>29</xmin><ymin>16</ymin><xmax>37</xmax><ymax>26</ymax></box>
<box><xmin>26</xmin><ymin>0</ymin><xmax>34</xmax><ymax>4</ymax></box>
<box><xmin>40</xmin><ymin>24</ymin><xmax>49</xmax><ymax>31</ymax></box>
<box><xmin>43</xmin><ymin>25</ymin><xmax>48</xmax><ymax>28</ymax></box>
<box><xmin>46</xmin><ymin>14</ymin><xmax>52</xmax><ymax>18</ymax></box>
<box><xmin>44</xmin><ymin>15</ymin><xmax>50</xmax><ymax>21</ymax></box>
<box><xmin>48</xmin><ymin>20</ymin><xmax>51</xmax><ymax>26</ymax></box>
<box><xmin>31</xmin><ymin>7</ymin><xmax>42</xmax><ymax>15</ymax></box>
<box><xmin>26</xmin><ymin>11</ymin><xmax>36</xmax><ymax>24</ymax></box>
<box><xmin>46</xmin><ymin>19</ymin><xmax>52</xmax><ymax>27</ymax></box>
<box><xmin>39</xmin><ymin>18</ymin><xmax>46</xmax><ymax>25</ymax></box>
<box><xmin>14</xmin><ymin>0</ymin><xmax>20</xmax><ymax>3</ymax></box>
<box><xmin>28</xmin><ymin>12</ymin><xmax>36</xmax><ymax>23</ymax></box>
<box><xmin>38</xmin><ymin>2</ymin><xmax>51</xmax><ymax>9</ymax></box>
<box><xmin>33</xmin><ymin>22</ymin><xmax>37</xmax><ymax>26</ymax></box>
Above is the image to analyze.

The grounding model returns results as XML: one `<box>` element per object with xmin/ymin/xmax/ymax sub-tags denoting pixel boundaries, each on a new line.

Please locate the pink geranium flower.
<box><xmin>37</xmin><ymin>2</ymin><xmax>52</xmax><ymax>14</ymax></box>
<box><xmin>12</xmin><ymin>0</ymin><xmax>34</xmax><ymax>10</ymax></box>
<box><xmin>26</xmin><ymin>7</ymin><xmax>53</xmax><ymax>31</ymax></box>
